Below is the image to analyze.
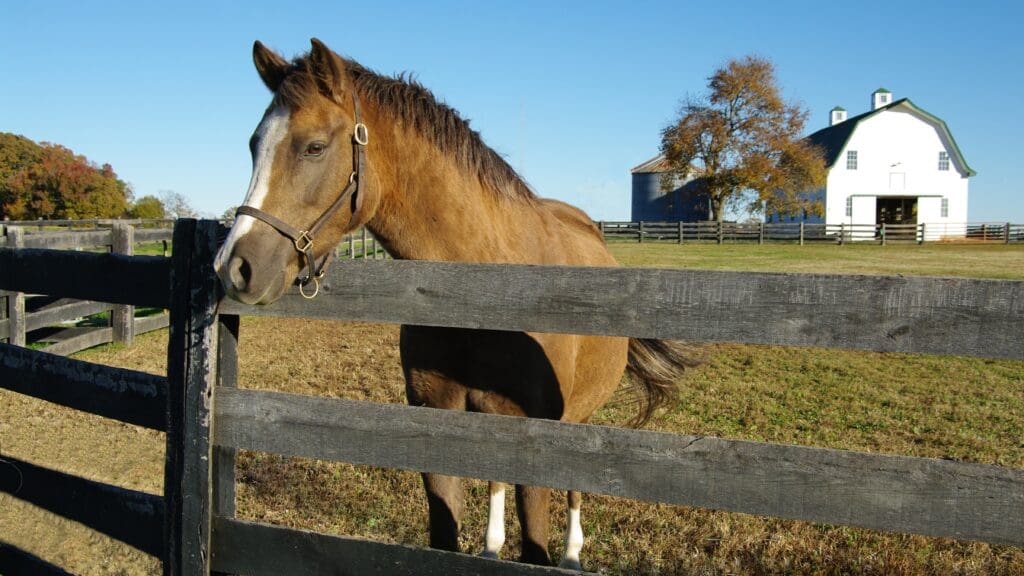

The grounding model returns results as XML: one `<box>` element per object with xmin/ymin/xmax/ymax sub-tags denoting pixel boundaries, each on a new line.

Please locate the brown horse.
<box><xmin>214</xmin><ymin>38</ymin><xmax>696</xmax><ymax>569</ymax></box>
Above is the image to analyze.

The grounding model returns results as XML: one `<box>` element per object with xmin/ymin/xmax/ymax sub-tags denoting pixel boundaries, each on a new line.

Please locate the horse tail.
<box><xmin>624</xmin><ymin>338</ymin><xmax>703</xmax><ymax>428</ymax></box>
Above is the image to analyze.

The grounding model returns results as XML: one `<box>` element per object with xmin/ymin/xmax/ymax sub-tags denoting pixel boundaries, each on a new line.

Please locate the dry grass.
<box><xmin>2</xmin><ymin>243</ymin><xmax>1024</xmax><ymax>574</ymax></box>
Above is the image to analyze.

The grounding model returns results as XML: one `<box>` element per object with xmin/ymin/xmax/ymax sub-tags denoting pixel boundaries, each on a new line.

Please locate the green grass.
<box><xmin>133</xmin><ymin>241</ymin><xmax>170</xmax><ymax>256</ymax></box>
<box><xmin>608</xmin><ymin>242</ymin><xmax>1024</xmax><ymax>279</ymax></box>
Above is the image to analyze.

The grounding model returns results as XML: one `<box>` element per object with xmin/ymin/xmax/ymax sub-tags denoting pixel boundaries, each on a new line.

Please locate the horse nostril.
<box><xmin>228</xmin><ymin>256</ymin><xmax>253</xmax><ymax>292</ymax></box>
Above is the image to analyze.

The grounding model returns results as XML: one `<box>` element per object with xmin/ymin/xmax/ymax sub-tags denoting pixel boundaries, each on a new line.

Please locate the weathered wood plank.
<box><xmin>112</xmin><ymin>222</ymin><xmax>136</xmax><ymax>346</ymax></box>
<box><xmin>24</xmin><ymin>299</ymin><xmax>112</xmax><ymax>333</ymax></box>
<box><xmin>0</xmin><ymin>455</ymin><xmax>164</xmax><ymax>557</ymax></box>
<box><xmin>135</xmin><ymin>227</ymin><xmax>174</xmax><ymax>243</ymax></box>
<box><xmin>213</xmin><ymin>314</ymin><xmax>239</xmax><ymax>519</ymax></box>
<box><xmin>0</xmin><ymin>317</ymin><xmax>8</xmax><ymax>340</ymax></box>
<box><xmin>0</xmin><ymin>342</ymin><xmax>166</xmax><ymax>430</ymax></box>
<box><xmin>5</xmin><ymin>228</ymin><xmax>25</xmax><ymax>346</ymax></box>
<box><xmin>135</xmin><ymin>313</ymin><xmax>170</xmax><ymax>334</ymax></box>
<box><xmin>0</xmin><ymin>542</ymin><xmax>75</xmax><ymax>576</ymax></box>
<box><xmin>19</xmin><ymin>229</ymin><xmax>113</xmax><ymax>249</ymax></box>
<box><xmin>164</xmin><ymin>219</ymin><xmax>221</xmax><ymax>576</ymax></box>
<box><xmin>211</xmin><ymin>517</ymin><xmax>582</xmax><ymax>576</ymax></box>
<box><xmin>215</xmin><ymin>387</ymin><xmax>1024</xmax><ymax>547</ymax></box>
<box><xmin>40</xmin><ymin>326</ymin><xmax>114</xmax><ymax>356</ymax></box>
<box><xmin>0</xmin><ymin>248</ymin><xmax>170</xmax><ymax>308</ymax></box>
<box><xmin>219</xmin><ymin>260</ymin><xmax>1024</xmax><ymax>360</ymax></box>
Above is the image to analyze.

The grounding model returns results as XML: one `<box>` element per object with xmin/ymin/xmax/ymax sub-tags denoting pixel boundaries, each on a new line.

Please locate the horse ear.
<box><xmin>308</xmin><ymin>37</ymin><xmax>347</xmax><ymax>99</ymax></box>
<box><xmin>253</xmin><ymin>41</ymin><xmax>288</xmax><ymax>92</ymax></box>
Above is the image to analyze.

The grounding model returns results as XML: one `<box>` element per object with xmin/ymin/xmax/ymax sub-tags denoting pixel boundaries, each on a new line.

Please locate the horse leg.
<box><xmin>421</xmin><ymin>472</ymin><xmax>464</xmax><ymax>551</ymax></box>
<box><xmin>558</xmin><ymin>490</ymin><xmax>584</xmax><ymax>570</ymax></box>
<box><xmin>480</xmin><ymin>481</ymin><xmax>506</xmax><ymax>558</ymax></box>
<box><xmin>516</xmin><ymin>484</ymin><xmax>552</xmax><ymax>565</ymax></box>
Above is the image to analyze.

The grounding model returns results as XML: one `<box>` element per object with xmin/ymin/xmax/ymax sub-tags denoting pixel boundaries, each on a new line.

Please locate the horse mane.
<box><xmin>273</xmin><ymin>52</ymin><xmax>536</xmax><ymax>202</ymax></box>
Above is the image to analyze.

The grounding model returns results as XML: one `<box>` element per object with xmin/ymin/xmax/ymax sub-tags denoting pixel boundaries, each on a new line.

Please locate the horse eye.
<box><xmin>304</xmin><ymin>142</ymin><xmax>326</xmax><ymax>157</ymax></box>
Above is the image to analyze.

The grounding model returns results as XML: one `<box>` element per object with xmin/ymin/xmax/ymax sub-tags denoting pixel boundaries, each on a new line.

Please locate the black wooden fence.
<box><xmin>601</xmin><ymin>220</ymin><xmax>1024</xmax><ymax>244</ymax></box>
<box><xmin>1</xmin><ymin>218</ymin><xmax>1022</xmax><ymax>575</ymax></box>
<box><xmin>0</xmin><ymin>222</ymin><xmax>173</xmax><ymax>353</ymax></box>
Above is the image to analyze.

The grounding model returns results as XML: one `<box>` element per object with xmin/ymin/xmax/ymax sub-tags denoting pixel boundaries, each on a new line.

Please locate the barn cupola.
<box><xmin>830</xmin><ymin>106</ymin><xmax>848</xmax><ymax>126</ymax></box>
<box><xmin>872</xmin><ymin>87</ymin><xmax>893</xmax><ymax>110</ymax></box>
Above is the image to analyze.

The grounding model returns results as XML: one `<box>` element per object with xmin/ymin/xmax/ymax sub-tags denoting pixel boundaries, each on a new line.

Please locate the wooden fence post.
<box><xmin>717</xmin><ymin>221</ymin><xmax>723</xmax><ymax>245</ymax></box>
<box><xmin>213</xmin><ymin>313</ymin><xmax>239</xmax><ymax>524</ymax></box>
<box><xmin>638</xmin><ymin>221</ymin><xmax>644</xmax><ymax>243</ymax></box>
<box><xmin>678</xmin><ymin>221</ymin><xmax>684</xmax><ymax>244</ymax></box>
<box><xmin>919</xmin><ymin>223</ymin><xmax>926</xmax><ymax>245</ymax></box>
<box><xmin>361</xmin><ymin>227</ymin><xmax>368</xmax><ymax>258</ymax></box>
<box><xmin>112</xmin><ymin>223</ymin><xmax>135</xmax><ymax>347</ymax></box>
<box><xmin>799</xmin><ymin>222</ymin><xmax>804</xmax><ymax>246</ymax></box>
<box><xmin>758</xmin><ymin>222</ymin><xmax>764</xmax><ymax>245</ymax></box>
<box><xmin>880</xmin><ymin>223</ymin><xmax>886</xmax><ymax>246</ymax></box>
<box><xmin>347</xmin><ymin>233</ymin><xmax>355</xmax><ymax>259</ymax></box>
<box><xmin>165</xmin><ymin>219</ymin><xmax>221</xmax><ymax>576</ymax></box>
<box><xmin>7</xmin><ymin>227</ymin><xmax>25</xmax><ymax>347</ymax></box>
<box><xmin>839</xmin><ymin>223</ymin><xmax>845</xmax><ymax>245</ymax></box>
<box><xmin>1005</xmin><ymin>222</ymin><xmax>1011</xmax><ymax>244</ymax></box>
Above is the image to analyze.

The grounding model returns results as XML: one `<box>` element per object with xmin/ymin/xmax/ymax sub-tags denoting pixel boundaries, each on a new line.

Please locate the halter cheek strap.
<box><xmin>235</xmin><ymin>92</ymin><xmax>368</xmax><ymax>299</ymax></box>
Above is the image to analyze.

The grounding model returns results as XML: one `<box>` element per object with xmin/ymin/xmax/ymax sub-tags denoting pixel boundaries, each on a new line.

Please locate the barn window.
<box><xmin>941</xmin><ymin>198</ymin><xmax>949</xmax><ymax>217</ymax></box>
<box><xmin>846</xmin><ymin>150</ymin><xmax>858</xmax><ymax>170</ymax></box>
<box><xmin>938</xmin><ymin>151</ymin><xmax>950</xmax><ymax>171</ymax></box>
<box><xmin>845</xmin><ymin>196</ymin><xmax>853</xmax><ymax>217</ymax></box>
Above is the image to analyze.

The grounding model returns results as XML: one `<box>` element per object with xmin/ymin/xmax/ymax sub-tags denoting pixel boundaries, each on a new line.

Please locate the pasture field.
<box><xmin>1</xmin><ymin>243</ymin><xmax>1023</xmax><ymax>575</ymax></box>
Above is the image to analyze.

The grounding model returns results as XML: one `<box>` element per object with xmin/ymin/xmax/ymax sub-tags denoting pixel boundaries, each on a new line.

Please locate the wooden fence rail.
<box><xmin>0</xmin><ymin>222</ymin><xmax>171</xmax><ymax>353</ymax></box>
<box><xmin>221</xmin><ymin>259</ymin><xmax>1024</xmax><ymax>360</ymax></box>
<box><xmin>216</xmin><ymin>387</ymin><xmax>1024</xmax><ymax>547</ymax></box>
<box><xmin>0</xmin><ymin>455</ymin><xmax>165</xmax><ymax>557</ymax></box>
<box><xmin>0</xmin><ymin>342</ymin><xmax>167</xmax><ymax>430</ymax></box>
<box><xmin>600</xmin><ymin>220</ymin><xmax>1024</xmax><ymax>244</ymax></box>
<box><xmin>1</xmin><ymin>218</ymin><xmax>1022</xmax><ymax>576</ymax></box>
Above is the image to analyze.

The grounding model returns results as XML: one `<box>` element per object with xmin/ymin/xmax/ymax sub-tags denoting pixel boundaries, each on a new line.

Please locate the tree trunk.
<box><xmin>711</xmin><ymin>195</ymin><xmax>725</xmax><ymax>223</ymax></box>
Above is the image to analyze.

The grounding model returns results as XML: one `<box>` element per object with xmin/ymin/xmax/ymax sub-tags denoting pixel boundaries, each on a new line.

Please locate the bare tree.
<box><xmin>159</xmin><ymin>190</ymin><xmax>198</xmax><ymax>219</ymax></box>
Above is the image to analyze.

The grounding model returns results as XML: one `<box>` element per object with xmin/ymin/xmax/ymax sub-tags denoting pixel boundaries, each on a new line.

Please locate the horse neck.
<box><xmin>364</xmin><ymin>120</ymin><xmax>539</xmax><ymax>263</ymax></box>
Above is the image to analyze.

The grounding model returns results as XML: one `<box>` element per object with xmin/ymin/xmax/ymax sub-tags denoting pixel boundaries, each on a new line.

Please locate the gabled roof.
<box><xmin>804</xmin><ymin>98</ymin><xmax>976</xmax><ymax>176</ymax></box>
<box><xmin>630</xmin><ymin>154</ymin><xmax>672</xmax><ymax>174</ymax></box>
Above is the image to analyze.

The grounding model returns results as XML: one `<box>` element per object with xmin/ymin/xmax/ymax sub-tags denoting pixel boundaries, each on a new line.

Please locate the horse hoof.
<box><xmin>479</xmin><ymin>550</ymin><xmax>499</xmax><ymax>560</ymax></box>
<box><xmin>558</xmin><ymin>558</ymin><xmax>583</xmax><ymax>571</ymax></box>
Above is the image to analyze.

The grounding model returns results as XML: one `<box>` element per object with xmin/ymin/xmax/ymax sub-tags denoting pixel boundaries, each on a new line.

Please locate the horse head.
<box><xmin>215</xmin><ymin>38</ymin><xmax>377</xmax><ymax>304</ymax></box>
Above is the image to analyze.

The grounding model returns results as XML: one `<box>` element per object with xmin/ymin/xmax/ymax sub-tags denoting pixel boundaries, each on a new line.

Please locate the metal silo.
<box><xmin>630</xmin><ymin>155</ymin><xmax>672</xmax><ymax>221</ymax></box>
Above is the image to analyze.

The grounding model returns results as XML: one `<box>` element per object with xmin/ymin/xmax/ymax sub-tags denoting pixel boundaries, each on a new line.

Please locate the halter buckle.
<box><xmin>354</xmin><ymin>123</ymin><xmax>369</xmax><ymax>146</ymax></box>
<box><xmin>294</xmin><ymin>231</ymin><xmax>313</xmax><ymax>253</ymax></box>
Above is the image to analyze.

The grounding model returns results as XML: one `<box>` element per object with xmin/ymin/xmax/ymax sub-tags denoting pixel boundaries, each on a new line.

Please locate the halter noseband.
<box><xmin>235</xmin><ymin>92</ymin><xmax>368</xmax><ymax>299</ymax></box>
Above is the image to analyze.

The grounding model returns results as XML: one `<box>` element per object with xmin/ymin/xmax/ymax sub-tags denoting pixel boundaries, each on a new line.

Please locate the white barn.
<box><xmin>769</xmin><ymin>89</ymin><xmax>975</xmax><ymax>239</ymax></box>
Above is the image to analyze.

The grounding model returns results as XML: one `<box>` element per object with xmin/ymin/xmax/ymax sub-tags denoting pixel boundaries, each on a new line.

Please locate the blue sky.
<box><xmin>2</xmin><ymin>1</ymin><xmax>1021</xmax><ymax>222</ymax></box>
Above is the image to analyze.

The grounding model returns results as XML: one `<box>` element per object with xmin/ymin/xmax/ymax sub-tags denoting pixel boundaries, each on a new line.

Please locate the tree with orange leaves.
<box><xmin>0</xmin><ymin>133</ymin><xmax>131</xmax><ymax>220</ymax></box>
<box><xmin>660</xmin><ymin>56</ymin><xmax>826</xmax><ymax>222</ymax></box>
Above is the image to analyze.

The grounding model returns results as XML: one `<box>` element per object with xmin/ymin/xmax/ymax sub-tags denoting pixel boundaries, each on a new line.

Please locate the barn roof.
<box><xmin>805</xmin><ymin>98</ymin><xmax>976</xmax><ymax>176</ymax></box>
<box><xmin>630</xmin><ymin>154</ymin><xmax>672</xmax><ymax>174</ymax></box>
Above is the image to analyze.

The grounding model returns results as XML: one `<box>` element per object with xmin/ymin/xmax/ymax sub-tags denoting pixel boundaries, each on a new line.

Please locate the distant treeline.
<box><xmin>0</xmin><ymin>132</ymin><xmax>168</xmax><ymax>221</ymax></box>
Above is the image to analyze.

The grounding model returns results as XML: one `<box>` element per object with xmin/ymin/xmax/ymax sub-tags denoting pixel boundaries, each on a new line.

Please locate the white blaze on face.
<box><xmin>214</xmin><ymin>106</ymin><xmax>291</xmax><ymax>272</ymax></box>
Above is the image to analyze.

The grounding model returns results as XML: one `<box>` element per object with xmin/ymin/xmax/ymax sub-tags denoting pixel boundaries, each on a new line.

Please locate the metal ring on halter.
<box><xmin>354</xmin><ymin>123</ymin><xmax>369</xmax><ymax>146</ymax></box>
<box><xmin>299</xmin><ymin>276</ymin><xmax>320</xmax><ymax>299</ymax></box>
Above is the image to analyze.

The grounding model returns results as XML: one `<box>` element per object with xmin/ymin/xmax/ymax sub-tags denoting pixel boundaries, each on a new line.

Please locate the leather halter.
<box><xmin>235</xmin><ymin>92</ymin><xmax>368</xmax><ymax>299</ymax></box>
